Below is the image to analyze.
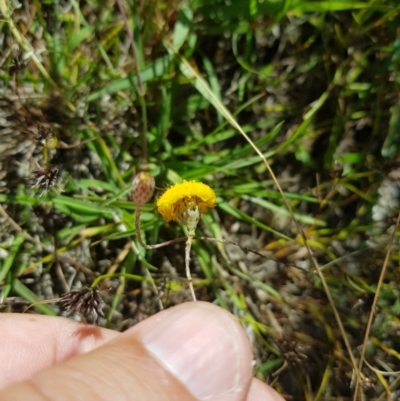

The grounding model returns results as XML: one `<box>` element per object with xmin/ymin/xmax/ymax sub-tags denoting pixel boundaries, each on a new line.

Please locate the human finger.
<box><xmin>246</xmin><ymin>378</ymin><xmax>285</xmax><ymax>401</ymax></box>
<box><xmin>1</xmin><ymin>302</ymin><xmax>253</xmax><ymax>401</ymax></box>
<box><xmin>0</xmin><ymin>313</ymin><xmax>119</xmax><ymax>389</ymax></box>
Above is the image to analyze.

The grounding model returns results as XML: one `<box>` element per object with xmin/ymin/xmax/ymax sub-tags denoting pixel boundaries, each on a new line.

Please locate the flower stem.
<box><xmin>134</xmin><ymin>207</ymin><xmax>152</xmax><ymax>249</ymax></box>
<box><xmin>185</xmin><ymin>234</ymin><xmax>196</xmax><ymax>301</ymax></box>
<box><xmin>43</xmin><ymin>144</ymin><xmax>49</xmax><ymax>168</ymax></box>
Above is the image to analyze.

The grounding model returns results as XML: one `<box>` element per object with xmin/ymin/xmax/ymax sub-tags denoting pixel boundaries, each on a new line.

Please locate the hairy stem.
<box><xmin>185</xmin><ymin>234</ymin><xmax>196</xmax><ymax>301</ymax></box>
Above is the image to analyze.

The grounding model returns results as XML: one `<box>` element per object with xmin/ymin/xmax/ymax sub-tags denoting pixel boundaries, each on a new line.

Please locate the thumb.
<box><xmin>1</xmin><ymin>302</ymin><xmax>253</xmax><ymax>401</ymax></box>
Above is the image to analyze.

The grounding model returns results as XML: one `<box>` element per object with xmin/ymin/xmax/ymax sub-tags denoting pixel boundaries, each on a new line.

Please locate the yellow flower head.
<box><xmin>156</xmin><ymin>181</ymin><xmax>216</xmax><ymax>222</ymax></box>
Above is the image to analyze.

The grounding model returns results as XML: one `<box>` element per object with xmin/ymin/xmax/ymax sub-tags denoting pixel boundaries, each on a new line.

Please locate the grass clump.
<box><xmin>1</xmin><ymin>0</ymin><xmax>400</xmax><ymax>399</ymax></box>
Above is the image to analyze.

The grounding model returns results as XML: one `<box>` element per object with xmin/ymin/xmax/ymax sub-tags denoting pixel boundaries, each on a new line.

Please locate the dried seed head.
<box><xmin>59</xmin><ymin>286</ymin><xmax>104</xmax><ymax>324</ymax></box>
<box><xmin>29</xmin><ymin>163</ymin><xmax>59</xmax><ymax>197</ymax></box>
<box><xmin>10</xmin><ymin>52</ymin><xmax>26</xmax><ymax>75</ymax></box>
<box><xmin>132</xmin><ymin>172</ymin><xmax>155</xmax><ymax>206</ymax></box>
<box><xmin>35</xmin><ymin>124</ymin><xmax>58</xmax><ymax>149</ymax></box>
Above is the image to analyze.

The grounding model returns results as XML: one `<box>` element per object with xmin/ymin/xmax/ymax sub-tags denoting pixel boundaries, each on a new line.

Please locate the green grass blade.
<box><xmin>0</xmin><ymin>234</ymin><xmax>25</xmax><ymax>282</ymax></box>
<box><xmin>12</xmin><ymin>278</ymin><xmax>58</xmax><ymax>316</ymax></box>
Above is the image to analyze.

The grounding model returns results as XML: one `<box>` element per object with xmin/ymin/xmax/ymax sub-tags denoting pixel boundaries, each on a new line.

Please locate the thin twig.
<box><xmin>193</xmin><ymin>236</ymin><xmax>268</xmax><ymax>259</ymax></box>
<box><xmin>22</xmin><ymin>297</ymin><xmax>61</xmax><ymax>314</ymax></box>
<box><xmin>55</xmin><ymin>261</ymin><xmax>69</xmax><ymax>293</ymax></box>
<box><xmin>56</xmin><ymin>255</ymin><xmax>96</xmax><ymax>278</ymax></box>
<box><xmin>135</xmin><ymin>212</ymin><xmax>270</xmax><ymax>259</ymax></box>
<box><xmin>107</xmin><ymin>241</ymin><xmax>132</xmax><ymax>275</ymax></box>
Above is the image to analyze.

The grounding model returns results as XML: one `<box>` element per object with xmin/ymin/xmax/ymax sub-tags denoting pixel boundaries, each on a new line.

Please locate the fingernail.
<box><xmin>139</xmin><ymin>302</ymin><xmax>252</xmax><ymax>401</ymax></box>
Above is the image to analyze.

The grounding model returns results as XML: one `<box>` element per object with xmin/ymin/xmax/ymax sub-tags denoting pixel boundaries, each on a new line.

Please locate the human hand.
<box><xmin>0</xmin><ymin>302</ymin><xmax>284</xmax><ymax>401</ymax></box>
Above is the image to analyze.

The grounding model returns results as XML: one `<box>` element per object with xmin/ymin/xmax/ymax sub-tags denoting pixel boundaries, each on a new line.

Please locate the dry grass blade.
<box><xmin>22</xmin><ymin>297</ymin><xmax>61</xmax><ymax>314</ymax></box>
<box><xmin>377</xmin><ymin>376</ymin><xmax>400</xmax><ymax>401</ymax></box>
<box><xmin>166</xmin><ymin>40</ymin><xmax>361</xmax><ymax>381</ymax></box>
<box><xmin>353</xmin><ymin>211</ymin><xmax>400</xmax><ymax>401</ymax></box>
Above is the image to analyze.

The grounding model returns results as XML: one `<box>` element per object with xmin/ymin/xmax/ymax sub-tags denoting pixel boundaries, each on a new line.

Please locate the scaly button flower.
<box><xmin>132</xmin><ymin>172</ymin><xmax>155</xmax><ymax>206</ymax></box>
<box><xmin>156</xmin><ymin>181</ymin><xmax>216</xmax><ymax>301</ymax></box>
<box><xmin>156</xmin><ymin>181</ymin><xmax>216</xmax><ymax>226</ymax></box>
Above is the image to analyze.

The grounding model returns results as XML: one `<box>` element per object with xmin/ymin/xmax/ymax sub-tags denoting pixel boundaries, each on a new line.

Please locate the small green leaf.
<box><xmin>12</xmin><ymin>278</ymin><xmax>58</xmax><ymax>316</ymax></box>
<box><xmin>0</xmin><ymin>234</ymin><xmax>25</xmax><ymax>283</ymax></box>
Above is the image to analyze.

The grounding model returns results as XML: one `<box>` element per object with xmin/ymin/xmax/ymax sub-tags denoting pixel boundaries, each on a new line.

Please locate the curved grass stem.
<box><xmin>165</xmin><ymin>41</ymin><xmax>361</xmax><ymax>387</ymax></box>
<box><xmin>352</xmin><ymin>211</ymin><xmax>400</xmax><ymax>401</ymax></box>
<box><xmin>115</xmin><ymin>0</ymin><xmax>147</xmax><ymax>165</ymax></box>
<box><xmin>90</xmin><ymin>272</ymin><xmax>146</xmax><ymax>288</ymax></box>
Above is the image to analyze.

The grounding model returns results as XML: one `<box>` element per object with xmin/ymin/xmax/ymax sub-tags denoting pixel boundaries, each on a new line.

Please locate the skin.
<box><xmin>0</xmin><ymin>302</ymin><xmax>284</xmax><ymax>401</ymax></box>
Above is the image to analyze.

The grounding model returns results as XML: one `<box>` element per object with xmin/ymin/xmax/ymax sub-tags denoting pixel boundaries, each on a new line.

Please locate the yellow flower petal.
<box><xmin>156</xmin><ymin>181</ymin><xmax>216</xmax><ymax>222</ymax></box>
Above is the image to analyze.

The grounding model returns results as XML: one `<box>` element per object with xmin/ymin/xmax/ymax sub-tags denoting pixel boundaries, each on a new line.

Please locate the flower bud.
<box><xmin>132</xmin><ymin>172</ymin><xmax>155</xmax><ymax>206</ymax></box>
